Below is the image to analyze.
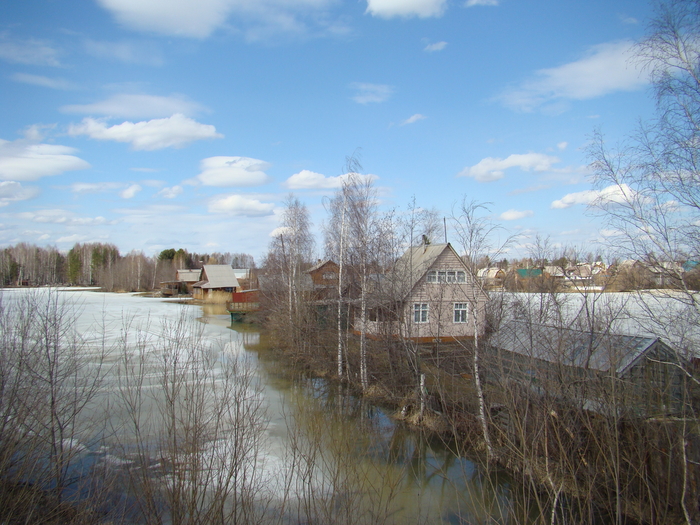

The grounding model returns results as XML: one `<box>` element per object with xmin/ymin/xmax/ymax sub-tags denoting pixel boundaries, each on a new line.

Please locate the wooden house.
<box><xmin>305</xmin><ymin>259</ymin><xmax>340</xmax><ymax>300</ymax></box>
<box><xmin>193</xmin><ymin>265</ymin><xmax>239</xmax><ymax>300</ymax></box>
<box><xmin>490</xmin><ymin>320</ymin><xmax>686</xmax><ymax>416</ymax></box>
<box><xmin>357</xmin><ymin>243</ymin><xmax>488</xmax><ymax>343</ymax></box>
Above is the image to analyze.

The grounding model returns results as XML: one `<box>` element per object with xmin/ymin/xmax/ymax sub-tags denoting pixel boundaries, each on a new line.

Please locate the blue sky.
<box><xmin>0</xmin><ymin>0</ymin><xmax>656</xmax><ymax>261</ymax></box>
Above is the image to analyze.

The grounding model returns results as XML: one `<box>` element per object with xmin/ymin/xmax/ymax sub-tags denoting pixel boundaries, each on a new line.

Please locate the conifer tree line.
<box><xmin>0</xmin><ymin>242</ymin><xmax>255</xmax><ymax>292</ymax></box>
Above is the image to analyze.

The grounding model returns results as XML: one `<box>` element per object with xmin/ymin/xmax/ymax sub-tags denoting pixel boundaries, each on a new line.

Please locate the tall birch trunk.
<box><xmin>337</xmin><ymin>193</ymin><xmax>347</xmax><ymax>378</ymax></box>
<box><xmin>473</xmin><ymin>311</ymin><xmax>493</xmax><ymax>461</ymax></box>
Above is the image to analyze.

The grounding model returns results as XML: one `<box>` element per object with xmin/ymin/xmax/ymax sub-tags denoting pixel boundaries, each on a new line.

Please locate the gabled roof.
<box><xmin>176</xmin><ymin>269</ymin><xmax>201</xmax><ymax>282</ymax></box>
<box><xmin>478</xmin><ymin>267</ymin><xmax>505</xmax><ymax>279</ymax></box>
<box><xmin>391</xmin><ymin>243</ymin><xmax>470</xmax><ymax>299</ymax></box>
<box><xmin>197</xmin><ymin>265</ymin><xmax>239</xmax><ymax>289</ymax></box>
<box><xmin>306</xmin><ymin>259</ymin><xmax>337</xmax><ymax>274</ymax></box>
<box><xmin>492</xmin><ymin>320</ymin><xmax>675</xmax><ymax>376</ymax></box>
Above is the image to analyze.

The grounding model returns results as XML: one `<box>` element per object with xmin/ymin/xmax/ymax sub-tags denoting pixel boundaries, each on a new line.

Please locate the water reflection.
<box><xmin>234</xmin><ymin>323</ymin><xmax>526</xmax><ymax>524</ymax></box>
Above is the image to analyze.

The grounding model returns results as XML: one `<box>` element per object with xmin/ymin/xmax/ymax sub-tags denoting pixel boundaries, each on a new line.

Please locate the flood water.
<box><xmin>2</xmin><ymin>288</ymin><xmax>529</xmax><ymax>524</ymax></box>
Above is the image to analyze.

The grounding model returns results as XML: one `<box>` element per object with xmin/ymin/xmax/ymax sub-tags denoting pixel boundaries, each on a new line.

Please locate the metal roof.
<box><xmin>176</xmin><ymin>269</ymin><xmax>201</xmax><ymax>282</ymax></box>
<box><xmin>491</xmin><ymin>320</ymin><xmax>666</xmax><ymax>375</ymax></box>
<box><xmin>198</xmin><ymin>265</ymin><xmax>239</xmax><ymax>289</ymax></box>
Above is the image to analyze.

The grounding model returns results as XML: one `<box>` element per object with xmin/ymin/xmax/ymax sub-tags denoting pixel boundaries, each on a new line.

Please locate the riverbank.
<box><xmin>253</xmin><ymin>310</ymin><xmax>699</xmax><ymax>525</ymax></box>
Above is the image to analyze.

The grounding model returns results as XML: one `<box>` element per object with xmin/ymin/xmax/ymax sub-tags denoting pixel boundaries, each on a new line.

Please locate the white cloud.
<box><xmin>68</xmin><ymin>114</ymin><xmax>223</xmax><ymax>150</ymax></box>
<box><xmin>401</xmin><ymin>113</ymin><xmax>426</xmax><ymax>125</ymax></box>
<box><xmin>61</xmin><ymin>94</ymin><xmax>206</xmax><ymax>119</ymax></box>
<box><xmin>459</xmin><ymin>153</ymin><xmax>559</xmax><ymax>182</ymax></box>
<box><xmin>366</xmin><ymin>0</ymin><xmax>447</xmax><ymax>18</ymax></box>
<box><xmin>499</xmin><ymin>209</ymin><xmax>533</xmax><ymax>221</ymax></box>
<box><xmin>424</xmin><ymin>41</ymin><xmax>447</xmax><ymax>52</ymax></box>
<box><xmin>284</xmin><ymin>170</ymin><xmax>378</xmax><ymax>189</ymax></box>
<box><xmin>497</xmin><ymin>41</ymin><xmax>647</xmax><ymax>112</ymax></box>
<box><xmin>465</xmin><ymin>0</ymin><xmax>498</xmax><ymax>5</ymax></box>
<box><xmin>194</xmin><ymin>156</ymin><xmax>271</xmax><ymax>187</ymax></box>
<box><xmin>0</xmin><ymin>181</ymin><xmax>40</xmax><ymax>206</ymax></box>
<box><xmin>120</xmin><ymin>184</ymin><xmax>142</xmax><ymax>199</ymax></box>
<box><xmin>70</xmin><ymin>182</ymin><xmax>122</xmax><ymax>193</ymax></box>
<box><xmin>269</xmin><ymin>226</ymin><xmax>293</xmax><ymax>237</ymax></box>
<box><xmin>0</xmin><ymin>36</ymin><xmax>61</xmax><ymax>66</ymax></box>
<box><xmin>56</xmin><ymin>234</ymin><xmax>87</xmax><ymax>244</ymax></box>
<box><xmin>557</xmin><ymin>141</ymin><xmax>568</xmax><ymax>150</ymax></box>
<box><xmin>10</xmin><ymin>73</ymin><xmax>77</xmax><ymax>90</ymax></box>
<box><xmin>208</xmin><ymin>194</ymin><xmax>275</xmax><ymax>216</ymax></box>
<box><xmin>158</xmin><ymin>185</ymin><xmax>183</xmax><ymax>198</ymax></box>
<box><xmin>17</xmin><ymin>209</ymin><xmax>70</xmax><ymax>224</ymax></box>
<box><xmin>97</xmin><ymin>0</ymin><xmax>337</xmax><ymax>40</ymax></box>
<box><xmin>0</xmin><ymin>140</ymin><xmax>90</xmax><ymax>181</ymax></box>
<box><xmin>551</xmin><ymin>184</ymin><xmax>634</xmax><ymax>209</ymax></box>
<box><xmin>351</xmin><ymin>83</ymin><xmax>394</xmax><ymax>104</ymax></box>
<box><xmin>83</xmin><ymin>38</ymin><xmax>164</xmax><ymax>65</ymax></box>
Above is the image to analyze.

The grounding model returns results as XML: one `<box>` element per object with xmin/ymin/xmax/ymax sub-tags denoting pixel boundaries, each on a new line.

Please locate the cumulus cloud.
<box><xmin>10</xmin><ymin>73</ymin><xmax>77</xmax><ymax>90</ymax></box>
<box><xmin>0</xmin><ymin>181</ymin><xmax>40</xmax><ymax>206</ymax></box>
<box><xmin>208</xmin><ymin>194</ymin><xmax>275</xmax><ymax>216</ymax></box>
<box><xmin>401</xmin><ymin>114</ymin><xmax>426</xmax><ymax>125</ymax></box>
<box><xmin>0</xmin><ymin>36</ymin><xmax>61</xmax><ymax>66</ymax></box>
<box><xmin>61</xmin><ymin>94</ymin><xmax>206</xmax><ymax>119</ymax></box>
<box><xmin>551</xmin><ymin>184</ymin><xmax>634</xmax><ymax>209</ymax></box>
<box><xmin>459</xmin><ymin>153</ymin><xmax>559</xmax><ymax>182</ymax></box>
<box><xmin>424</xmin><ymin>41</ymin><xmax>447</xmax><ymax>52</ymax></box>
<box><xmin>366</xmin><ymin>0</ymin><xmax>447</xmax><ymax>18</ymax></box>
<box><xmin>497</xmin><ymin>41</ymin><xmax>647</xmax><ymax>112</ymax></box>
<box><xmin>120</xmin><ymin>184</ymin><xmax>142</xmax><ymax>198</ymax></box>
<box><xmin>0</xmin><ymin>140</ymin><xmax>90</xmax><ymax>181</ymax></box>
<box><xmin>83</xmin><ymin>38</ymin><xmax>164</xmax><ymax>65</ymax></box>
<box><xmin>284</xmin><ymin>170</ymin><xmax>378</xmax><ymax>190</ymax></box>
<box><xmin>465</xmin><ymin>0</ymin><xmax>498</xmax><ymax>6</ymax></box>
<box><xmin>351</xmin><ymin>83</ymin><xmax>394</xmax><ymax>104</ymax></box>
<box><xmin>194</xmin><ymin>156</ymin><xmax>271</xmax><ymax>187</ymax></box>
<box><xmin>499</xmin><ymin>209</ymin><xmax>533</xmax><ymax>221</ymax></box>
<box><xmin>158</xmin><ymin>185</ymin><xmax>183</xmax><ymax>198</ymax></box>
<box><xmin>269</xmin><ymin>226</ymin><xmax>293</xmax><ymax>237</ymax></box>
<box><xmin>97</xmin><ymin>0</ymin><xmax>338</xmax><ymax>40</ymax></box>
<box><xmin>68</xmin><ymin>114</ymin><xmax>223</xmax><ymax>150</ymax></box>
<box><xmin>557</xmin><ymin>142</ymin><xmax>568</xmax><ymax>150</ymax></box>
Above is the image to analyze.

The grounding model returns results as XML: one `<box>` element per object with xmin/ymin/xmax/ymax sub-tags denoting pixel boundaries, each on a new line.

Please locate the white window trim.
<box><xmin>426</xmin><ymin>270</ymin><xmax>466</xmax><ymax>283</ymax></box>
<box><xmin>454</xmin><ymin>302</ymin><xmax>469</xmax><ymax>323</ymax></box>
<box><xmin>414</xmin><ymin>303</ymin><xmax>429</xmax><ymax>323</ymax></box>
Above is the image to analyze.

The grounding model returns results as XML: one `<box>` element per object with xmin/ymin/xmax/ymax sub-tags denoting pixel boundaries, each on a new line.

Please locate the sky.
<box><xmin>0</xmin><ymin>0</ymin><xmax>658</xmax><ymax>262</ymax></box>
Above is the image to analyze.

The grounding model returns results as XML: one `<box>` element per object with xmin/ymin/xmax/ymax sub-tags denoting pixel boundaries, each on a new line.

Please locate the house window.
<box><xmin>427</xmin><ymin>270</ymin><xmax>466</xmax><ymax>283</ymax></box>
<box><xmin>414</xmin><ymin>303</ymin><xmax>429</xmax><ymax>323</ymax></box>
<box><xmin>322</xmin><ymin>272</ymin><xmax>336</xmax><ymax>280</ymax></box>
<box><xmin>454</xmin><ymin>303</ymin><xmax>468</xmax><ymax>323</ymax></box>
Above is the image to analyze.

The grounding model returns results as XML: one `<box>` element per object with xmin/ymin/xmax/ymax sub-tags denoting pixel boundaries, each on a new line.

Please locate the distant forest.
<box><xmin>0</xmin><ymin>243</ymin><xmax>255</xmax><ymax>292</ymax></box>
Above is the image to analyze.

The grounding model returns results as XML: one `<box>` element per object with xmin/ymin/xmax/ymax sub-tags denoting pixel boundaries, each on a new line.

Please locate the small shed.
<box><xmin>176</xmin><ymin>269</ymin><xmax>202</xmax><ymax>294</ymax></box>
<box><xmin>490</xmin><ymin>320</ymin><xmax>686</xmax><ymax>416</ymax></box>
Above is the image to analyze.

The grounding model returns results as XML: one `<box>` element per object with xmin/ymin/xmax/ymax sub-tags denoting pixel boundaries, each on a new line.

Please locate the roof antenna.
<box><xmin>443</xmin><ymin>217</ymin><xmax>448</xmax><ymax>244</ymax></box>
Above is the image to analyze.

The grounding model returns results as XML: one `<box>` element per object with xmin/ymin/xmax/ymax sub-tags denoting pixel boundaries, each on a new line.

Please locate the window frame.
<box><xmin>413</xmin><ymin>303</ymin><xmax>429</xmax><ymax>323</ymax></box>
<box><xmin>454</xmin><ymin>302</ymin><xmax>468</xmax><ymax>323</ymax></box>
<box><xmin>426</xmin><ymin>270</ymin><xmax>466</xmax><ymax>283</ymax></box>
